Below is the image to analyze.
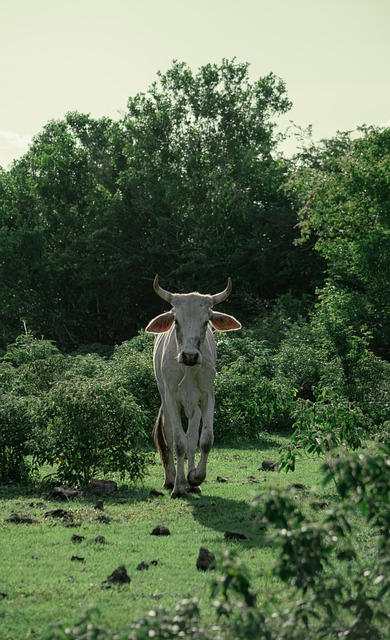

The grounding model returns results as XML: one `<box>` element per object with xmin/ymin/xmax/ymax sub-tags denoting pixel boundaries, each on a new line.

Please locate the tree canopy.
<box><xmin>289</xmin><ymin>126</ymin><xmax>390</xmax><ymax>358</ymax></box>
<box><xmin>0</xmin><ymin>60</ymin><xmax>388</xmax><ymax>356</ymax></box>
<box><xmin>0</xmin><ymin>60</ymin><xmax>322</xmax><ymax>349</ymax></box>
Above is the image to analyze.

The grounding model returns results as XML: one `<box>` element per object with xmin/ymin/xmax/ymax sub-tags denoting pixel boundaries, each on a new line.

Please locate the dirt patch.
<box><xmin>88</xmin><ymin>535</ymin><xmax>108</xmax><ymax>545</ymax></box>
<box><xmin>71</xmin><ymin>534</ymin><xmax>86</xmax><ymax>543</ymax></box>
<box><xmin>50</xmin><ymin>485</ymin><xmax>82</xmax><ymax>500</ymax></box>
<box><xmin>44</xmin><ymin>508</ymin><xmax>73</xmax><ymax>519</ymax></box>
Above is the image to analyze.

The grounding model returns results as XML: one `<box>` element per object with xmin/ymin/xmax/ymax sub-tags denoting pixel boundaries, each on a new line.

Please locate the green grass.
<box><xmin>0</xmin><ymin>434</ymin><xmax>376</xmax><ymax>639</ymax></box>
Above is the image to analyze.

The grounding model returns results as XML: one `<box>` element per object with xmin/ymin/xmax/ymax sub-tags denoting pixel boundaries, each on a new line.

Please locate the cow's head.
<box><xmin>146</xmin><ymin>276</ymin><xmax>241</xmax><ymax>366</ymax></box>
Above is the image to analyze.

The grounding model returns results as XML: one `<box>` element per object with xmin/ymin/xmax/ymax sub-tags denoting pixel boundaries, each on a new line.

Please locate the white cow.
<box><xmin>146</xmin><ymin>276</ymin><xmax>241</xmax><ymax>498</ymax></box>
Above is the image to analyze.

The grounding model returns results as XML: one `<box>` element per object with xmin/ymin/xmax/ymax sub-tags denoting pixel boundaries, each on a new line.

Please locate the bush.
<box><xmin>275</xmin><ymin>320</ymin><xmax>323</xmax><ymax>401</ymax></box>
<box><xmin>3</xmin><ymin>330</ymin><xmax>62</xmax><ymax>366</ymax></box>
<box><xmin>310</xmin><ymin>283</ymin><xmax>390</xmax><ymax>423</ymax></box>
<box><xmin>0</xmin><ymin>332</ymin><xmax>157</xmax><ymax>484</ymax></box>
<box><xmin>212</xmin><ymin>332</ymin><xmax>298</xmax><ymax>441</ymax></box>
<box><xmin>111</xmin><ymin>334</ymin><xmax>159</xmax><ymax>432</ymax></box>
<box><xmin>71</xmin><ymin>343</ymin><xmax>114</xmax><ymax>358</ymax></box>
<box><xmin>31</xmin><ymin>376</ymin><xmax>150</xmax><ymax>486</ymax></box>
<box><xmin>15</xmin><ymin>356</ymin><xmax>70</xmax><ymax>395</ymax></box>
<box><xmin>275</xmin><ymin>297</ymin><xmax>390</xmax><ymax>434</ymax></box>
<box><xmin>253</xmin><ymin>446</ymin><xmax>390</xmax><ymax>639</ymax></box>
<box><xmin>0</xmin><ymin>393</ymin><xmax>37</xmax><ymax>482</ymax></box>
<box><xmin>215</xmin><ymin>333</ymin><xmax>273</xmax><ymax>374</ymax></box>
<box><xmin>214</xmin><ymin>357</ymin><xmax>296</xmax><ymax>441</ymax></box>
<box><xmin>280</xmin><ymin>395</ymin><xmax>366</xmax><ymax>472</ymax></box>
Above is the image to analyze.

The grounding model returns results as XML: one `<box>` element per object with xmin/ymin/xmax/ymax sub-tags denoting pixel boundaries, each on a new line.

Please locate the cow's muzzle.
<box><xmin>179</xmin><ymin>351</ymin><xmax>201</xmax><ymax>367</ymax></box>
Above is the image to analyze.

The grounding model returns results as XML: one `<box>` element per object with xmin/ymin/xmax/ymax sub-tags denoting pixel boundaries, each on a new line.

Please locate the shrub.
<box><xmin>215</xmin><ymin>332</ymin><xmax>273</xmax><ymax>374</ymax></box>
<box><xmin>253</xmin><ymin>446</ymin><xmax>390</xmax><ymax>639</ymax></box>
<box><xmin>3</xmin><ymin>330</ymin><xmax>62</xmax><ymax>366</ymax></box>
<box><xmin>0</xmin><ymin>393</ymin><xmax>37</xmax><ymax>482</ymax></box>
<box><xmin>71</xmin><ymin>343</ymin><xmax>114</xmax><ymax>358</ymax></box>
<box><xmin>248</xmin><ymin>292</ymin><xmax>314</xmax><ymax>349</ymax></box>
<box><xmin>0</xmin><ymin>360</ymin><xmax>19</xmax><ymax>393</ymax></box>
<box><xmin>310</xmin><ymin>283</ymin><xmax>390</xmax><ymax>426</ymax></box>
<box><xmin>280</xmin><ymin>395</ymin><xmax>365</xmax><ymax>472</ymax></box>
<box><xmin>275</xmin><ymin>299</ymin><xmax>390</xmax><ymax>434</ymax></box>
<box><xmin>214</xmin><ymin>358</ymin><xmax>296</xmax><ymax>441</ymax></box>
<box><xmin>275</xmin><ymin>320</ymin><xmax>323</xmax><ymax>401</ymax></box>
<box><xmin>32</xmin><ymin>376</ymin><xmax>150</xmax><ymax>486</ymax></box>
<box><xmin>345</xmin><ymin>350</ymin><xmax>390</xmax><ymax>428</ymax></box>
<box><xmin>15</xmin><ymin>356</ymin><xmax>70</xmax><ymax>395</ymax></box>
<box><xmin>0</xmin><ymin>332</ymin><xmax>157</xmax><ymax>484</ymax></box>
<box><xmin>111</xmin><ymin>334</ymin><xmax>159</xmax><ymax>432</ymax></box>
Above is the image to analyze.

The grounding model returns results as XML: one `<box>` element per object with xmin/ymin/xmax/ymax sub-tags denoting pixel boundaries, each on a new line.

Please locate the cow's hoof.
<box><xmin>187</xmin><ymin>469</ymin><xmax>204</xmax><ymax>487</ymax></box>
<box><xmin>186</xmin><ymin>485</ymin><xmax>201</xmax><ymax>494</ymax></box>
<box><xmin>163</xmin><ymin>481</ymin><xmax>174</xmax><ymax>490</ymax></box>
<box><xmin>170</xmin><ymin>489</ymin><xmax>188</xmax><ymax>499</ymax></box>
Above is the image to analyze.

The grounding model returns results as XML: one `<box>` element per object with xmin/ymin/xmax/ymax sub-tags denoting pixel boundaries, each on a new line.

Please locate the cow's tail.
<box><xmin>153</xmin><ymin>406</ymin><xmax>169</xmax><ymax>470</ymax></box>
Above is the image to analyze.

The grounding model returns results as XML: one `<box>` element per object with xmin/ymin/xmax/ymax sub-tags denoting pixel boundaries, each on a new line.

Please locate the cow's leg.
<box><xmin>186</xmin><ymin>406</ymin><xmax>202</xmax><ymax>494</ymax></box>
<box><xmin>164</xmin><ymin>397</ymin><xmax>188</xmax><ymax>498</ymax></box>
<box><xmin>155</xmin><ymin>408</ymin><xmax>175</xmax><ymax>490</ymax></box>
<box><xmin>187</xmin><ymin>394</ymin><xmax>214</xmax><ymax>487</ymax></box>
<box><xmin>153</xmin><ymin>407</ymin><xmax>175</xmax><ymax>489</ymax></box>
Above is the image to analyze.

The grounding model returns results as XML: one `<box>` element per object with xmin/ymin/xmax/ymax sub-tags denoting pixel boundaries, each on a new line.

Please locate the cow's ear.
<box><xmin>210</xmin><ymin>311</ymin><xmax>241</xmax><ymax>332</ymax></box>
<box><xmin>145</xmin><ymin>312</ymin><xmax>174</xmax><ymax>334</ymax></box>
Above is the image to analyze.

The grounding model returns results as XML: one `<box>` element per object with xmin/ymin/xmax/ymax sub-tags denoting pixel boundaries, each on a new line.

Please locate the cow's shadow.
<box><xmin>189</xmin><ymin>491</ymin><xmax>267</xmax><ymax>548</ymax></box>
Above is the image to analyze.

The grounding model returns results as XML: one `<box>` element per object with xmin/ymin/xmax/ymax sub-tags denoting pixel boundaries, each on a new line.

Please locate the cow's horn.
<box><xmin>212</xmin><ymin>278</ymin><xmax>232</xmax><ymax>305</ymax></box>
<box><xmin>153</xmin><ymin>275</ymin><xmax>173</xmax><ymax>303</ymax></box>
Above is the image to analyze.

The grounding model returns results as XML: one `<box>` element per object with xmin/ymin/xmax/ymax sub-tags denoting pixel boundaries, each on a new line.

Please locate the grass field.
<box><xmin>0</xmin><ymin>434</ymin><xmax>375</xmax><ymax>639</ymax></box>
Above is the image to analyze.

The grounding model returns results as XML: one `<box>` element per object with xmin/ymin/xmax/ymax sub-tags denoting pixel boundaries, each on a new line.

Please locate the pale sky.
<box><xmin>1</xmin><ymin>0</ymin><xmax>389</xmax><ymax>167</ymax></box>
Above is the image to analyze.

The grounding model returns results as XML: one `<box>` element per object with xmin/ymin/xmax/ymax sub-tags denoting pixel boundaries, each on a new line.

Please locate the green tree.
<box><xmin>120</xmin><ymin>59</ymin><xmax>318</xmax><ymax>312</ymax></box>
<box><xmin>289</xmin><ymin>126</ymin><xmax>390</xmax><ymax>358</ymax></box>
<box><xmin>0</xmin><ymin>61</ymin><xmax>322</xmax><ymax>349</ymax></box>
<box><xmin>0</xmin><ymin>113</ymin><xmax>132</xmax><ymax>348</ymax></box>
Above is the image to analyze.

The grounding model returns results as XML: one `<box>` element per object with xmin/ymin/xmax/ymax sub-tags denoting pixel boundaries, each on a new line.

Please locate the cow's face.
<box><xmin>172</xmin><ymin>294</ymin><xmax>212</xmax><ymax>366</ymax></box>
<box><xmin>146</xmin><ymin>291</ymin><xmax>241</xmax><ymax>367</ymax></box>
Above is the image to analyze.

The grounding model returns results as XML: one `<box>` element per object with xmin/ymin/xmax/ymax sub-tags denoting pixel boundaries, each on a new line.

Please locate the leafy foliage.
<box><xmin>254</xmin><ymin>446</ymin><xmax>390</xmax><ymax>639</ymax></box>
<box><xmin>0</xmin><ymin>60</ymin><xmax>320</xmax><ymax>350</ymax></box>
<box><xmin>3</xmin><ymin>328</ymin><xmax>62</xmax><ymax>366</ymax></box>
<box><xmin>31</xmin><ymin>377</ymin><xmax>149</xmax><ymax>486</ymax></box>
<box><xmin>0</xmin><ymin>393</ymin><xmax>36</xmax><ymax>482</ymax></box>
<box><xmin>280</xmin><ymin>396</ymin><xmax>365</xmax><ymax>472</ymax></box>
<box><xmin>213</xmin><ymin>332</ymin><xmax>296</xmax><ymax>440</ymax></box>
<box><xmin>0</xmin><ymin>333</ymin><xmax>151</xmax><ymax>485</ymax></box>
<box><xmin>289</xmin><ymin>126</ymin><xmax>390</xmax><ymax>358</ymax></box>
<box><xmin>110</xmin><ymin>333</ymin><xmax>159</xmax><ymax>432</ymax></box>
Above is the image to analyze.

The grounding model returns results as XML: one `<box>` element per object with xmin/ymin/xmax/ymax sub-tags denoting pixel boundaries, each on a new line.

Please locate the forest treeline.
<box><xmin>0</xmin><ymin>59</ymin><xmax>389</xmax><ymax>356</ymax></box>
